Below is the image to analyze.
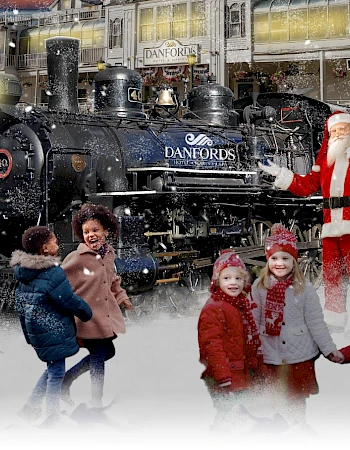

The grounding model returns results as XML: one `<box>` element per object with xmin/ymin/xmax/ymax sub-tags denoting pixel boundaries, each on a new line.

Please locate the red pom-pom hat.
<box><xmin>210</xmin><ymin>249</ymin><xmax>246</xmax><ymax>292</ymax></box>
<box><xmin>265</xmin><ymin>223</ymin><xmax>298</xmax><ymax>260</ymax></box>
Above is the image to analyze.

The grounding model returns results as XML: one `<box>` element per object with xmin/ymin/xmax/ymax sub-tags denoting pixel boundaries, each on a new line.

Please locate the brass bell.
<box><xmin>156</xmin><ymin>88</ymin><xmax>175</xmax><ymax>107</ymax></box>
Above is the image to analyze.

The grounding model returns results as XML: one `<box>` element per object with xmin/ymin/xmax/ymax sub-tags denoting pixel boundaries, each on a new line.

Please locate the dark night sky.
<box><xmin>0</xmin><ymin>1</ymin><xmax>52</xmax><ymax>10</ymax></box>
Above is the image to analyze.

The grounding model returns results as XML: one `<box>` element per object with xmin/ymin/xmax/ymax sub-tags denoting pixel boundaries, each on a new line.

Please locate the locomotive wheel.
<box><xmin>291</xmin><ymin>224</ymin><xmax>323</xmax><ymax>289</ymax></box>
<box><xmin>241</xmin><ymin>220</ymin><xmax>273</xmax><ymax>248</ymax></box>
<box><xmin>124</xmin><ymin>290</ymin><xmax>159</xmax><ymax>324</ymax></box>
<box><xmin>236</xmin><ymin>220</ymin><xmax>272</xmax><ymax>270</ymax></box>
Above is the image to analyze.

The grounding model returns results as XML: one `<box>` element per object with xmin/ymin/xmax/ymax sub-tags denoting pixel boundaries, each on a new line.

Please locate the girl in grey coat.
<box><xmin>250</xmin><ymin>223</ymin><xmax>342</xmax><ymax>426</ymax></box>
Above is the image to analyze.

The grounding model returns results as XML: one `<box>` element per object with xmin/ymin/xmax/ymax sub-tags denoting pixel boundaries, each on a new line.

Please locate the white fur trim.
<box><xmin>323</xmin><ymin>309</ymin><xmax>348</xmax><ymax>328</ymax></box>
<box><xmin>328</xmin><ymin>113</ymin><xmax>350</xmax><ymax>132</ymax></box>
<box><xmin>321</xmin><ymin>220</ymin><xmax>350</xmax><ymax>238</ymax></box>
<box><xmin>312</xmin><ymin>165</ymin><xmax>320</xmax><ymax>172</ymax></box>
<box><xmin>10</xmin><ymin>250</ymin><xmax>61</xmax><ymax>269</ymax></box>
<box><xmin>274</xmin><ymin>166</ymin><xmax>294</xmax><ymax>190</ymax></box>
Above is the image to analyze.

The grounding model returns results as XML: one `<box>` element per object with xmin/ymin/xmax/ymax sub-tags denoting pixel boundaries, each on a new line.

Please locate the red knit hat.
<box><xmin>265</xmin><ymin>223</ymin><xmax>298</xmax><ymax>260</ymax></box>
<box><xmin>210</xmin><ymin>249</ymin><xmax>246</xmax><ymax>292</ymax></box>
<box><xmin>312</xmin><ymin>110</ymin><xmax>350</xmax><ymax>171</ymax></box>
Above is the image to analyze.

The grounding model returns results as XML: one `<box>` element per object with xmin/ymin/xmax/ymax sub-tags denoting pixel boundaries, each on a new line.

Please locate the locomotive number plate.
<box><xmin>128</xmin><ymin>88</ymin><xmax>142</xmax><ymax>103</ymax></box>
<box><xmin>0</xmin><ymin>148</ymin><xmax>12</xmax><ymax>179</ymax></box>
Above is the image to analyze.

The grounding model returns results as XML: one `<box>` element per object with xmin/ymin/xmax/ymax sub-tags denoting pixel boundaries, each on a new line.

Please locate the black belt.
<box><xmin>323</xmin><ymin>196</ymin><xmax>350</xmax><ymax>209</ymax></box>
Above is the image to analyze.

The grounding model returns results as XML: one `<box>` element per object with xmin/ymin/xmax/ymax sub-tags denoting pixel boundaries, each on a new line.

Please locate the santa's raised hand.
<box><xmin>258</xmin><ymin>159</ymin><xmax>282</xmax><ymax>177</ymax></box>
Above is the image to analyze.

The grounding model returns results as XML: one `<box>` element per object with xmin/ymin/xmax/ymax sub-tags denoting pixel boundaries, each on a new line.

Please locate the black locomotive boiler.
<box><xmin>0</xmin><ymin>37</ymin><xmax>343</xmax><ymax>318</ymax></box>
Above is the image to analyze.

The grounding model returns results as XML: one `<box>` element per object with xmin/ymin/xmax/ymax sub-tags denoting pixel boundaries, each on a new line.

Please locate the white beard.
<box><xmin>327</xmin><ymin>134</ymin><xmax>350</xmax><ymax>166</ymax></box>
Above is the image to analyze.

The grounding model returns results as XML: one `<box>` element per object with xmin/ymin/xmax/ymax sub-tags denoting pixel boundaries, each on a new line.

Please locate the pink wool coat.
<box><xmin>62</xmin><ymin>243</ymin><xmax>128</xmax><ymax>339</ymax></box>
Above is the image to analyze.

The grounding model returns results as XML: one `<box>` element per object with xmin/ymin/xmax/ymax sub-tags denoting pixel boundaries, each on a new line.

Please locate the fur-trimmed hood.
<box><xmin>10</xmin><ymin>250</ymin><xmax>61</xmax><ymax>285</ymax></box>
<box><xmin>10</xmin><ymin>250</ymin><xmax>61</xmax><ymax>269</ymax></box>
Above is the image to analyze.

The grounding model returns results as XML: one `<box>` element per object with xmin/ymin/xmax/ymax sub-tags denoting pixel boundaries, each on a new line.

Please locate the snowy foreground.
<box><xmin>1</xmin><ymin>288</ymin><xmax>350</xmax><ymax>450</ymax></box>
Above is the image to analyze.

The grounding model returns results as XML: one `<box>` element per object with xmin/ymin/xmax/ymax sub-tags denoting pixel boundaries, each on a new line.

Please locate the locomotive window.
<box><xmin>280</xmin><ymin>107</ymin><xmax>303</xmax><ymax>123</ymax></box>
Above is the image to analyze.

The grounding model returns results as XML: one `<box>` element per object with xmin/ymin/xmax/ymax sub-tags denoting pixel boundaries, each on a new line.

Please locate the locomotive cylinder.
<box><xmin>94</xmin><ymin>66</ymin><xmax>146</xmax><ymax>119</ymax></box>
<box><xmin>46</xmin><ymin>37</ymin><xmax>79</xmax><ymax>113</ymax></box>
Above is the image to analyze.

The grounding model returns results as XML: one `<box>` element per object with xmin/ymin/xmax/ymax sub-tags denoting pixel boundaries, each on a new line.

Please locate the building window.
<box><xmin>253</xmin><ymin>13</ymin><xmax>269</xmax><ymax>43</ymax></box>
<box><xmin>253</xmin><ymin>0</ymin><xmax>349</xmax><ymax>43</ymax></box>
<box><xmin>157</xmin><ymin>6</ymin><xmax>171</xmax><ymax>40</ymax></box>
<box><xmin>173</xmin><ymin>3</ymin><xmax>187</xmax><ymax>39</ymax></box>
<box><xmin>61</xmin><ymin>0</ymin><xmax>71</xmax><ymax>10</ymax></box>
<box><xmin>226</xmin><ymin>3</ymin><xmax>246</xmax><ymax>38</ymax></box>
<box><xmin>139</xmin><ymin>1</ymin><xmax>206</xmax><ymax>43</ymax></box>
<box><xmin>109</xmin><ymin>18</ymin><xmax>123</xmax><ymax>49</ymax></box>
<box><xmin>308</xmin><ymin>6</ymin><xmax>327</xmax><ymax>39</ymax></box>
<box><xmin>328</xmin><ymin>4</ymin><xmax>348</xmax><ymax>37</ymax></box>
<box><xmin>289</xmin><ymin>9</ymin><xmax>307</xmax><ymax>41</ymax></box>
<box><xmin>140</xmin><ymin>8</ymin><xmax>154</xmax><ymax>42</ymax></box>
<box><xmin>191</xmin><ymin>1</ymin><xmax>206</xmax><ymax>37</ymax></box>
<box><xmin>270</xmin><ymin>10</ymin><xmax>288</xmax><ymax>42</ymax></box>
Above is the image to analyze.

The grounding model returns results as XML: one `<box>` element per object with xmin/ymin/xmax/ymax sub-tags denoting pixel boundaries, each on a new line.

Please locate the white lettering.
<box><xmin>163</xmin><ymin>145</ymin><xmax>239</xmax><ymax>161</ymax></box>
<box><xmin>165</xmin><ymin>147</ymin><xmax>174</xmax><ymax>158</ymax></box>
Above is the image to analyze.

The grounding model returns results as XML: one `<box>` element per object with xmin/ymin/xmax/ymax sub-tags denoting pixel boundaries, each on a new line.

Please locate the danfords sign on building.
<box><xmin>144</xmin><ymin>40</ymin><xmax>199</xmax><ymax>66</ymax></box>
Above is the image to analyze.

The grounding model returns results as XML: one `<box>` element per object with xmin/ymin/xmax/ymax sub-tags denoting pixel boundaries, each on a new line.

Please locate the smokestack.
<box><xmin>45</xmin><ymin>37</ymin><xmax>79</xmax><ymax>113</ymax></box>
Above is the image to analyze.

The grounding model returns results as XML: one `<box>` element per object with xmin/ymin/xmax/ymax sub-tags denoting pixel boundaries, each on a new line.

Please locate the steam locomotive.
<box><xmin>0</xmin><ymin>37</ymin><xmax>343</xmax><ymax>317</ymax></box>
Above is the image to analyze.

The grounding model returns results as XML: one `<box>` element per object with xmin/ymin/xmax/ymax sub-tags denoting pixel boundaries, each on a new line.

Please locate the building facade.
<box><xmin>228</xmin><ymin>0</ymin><xmax>350</xmax><ymax>104</ymax></box>
<box><xmin>1</xmin><ymin>0</ymin><xmax>350</xmax><ymax>109</ymax></box>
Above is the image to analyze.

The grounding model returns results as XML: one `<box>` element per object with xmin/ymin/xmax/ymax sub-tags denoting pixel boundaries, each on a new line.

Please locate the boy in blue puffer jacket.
<box><xmin>10</xmin><ymin>226</ymin><xmax>92</xmax><ymax>427</ymax></box>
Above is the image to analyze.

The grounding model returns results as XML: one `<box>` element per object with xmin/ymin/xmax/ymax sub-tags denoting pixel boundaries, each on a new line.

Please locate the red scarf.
<box><xmin>211</xmin><ymin>288</ymin><xmax>262</xmax><ymax>360</ymax></box>
<box><xmin>265</xmin><ymin>276</ymin><xmax>293</xmax><ymax>336</ymax></box>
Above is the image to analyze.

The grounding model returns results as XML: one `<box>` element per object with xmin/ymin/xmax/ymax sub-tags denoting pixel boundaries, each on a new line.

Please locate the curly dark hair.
<box><xmin>72</xmin><ymin>203</ymin><xmax>119</xmax><ymax>242</ymax></box>
<box><xmin>22</xmin><ymin>226</ymin><xmax>53</xmax><ymax>254</ymax></box>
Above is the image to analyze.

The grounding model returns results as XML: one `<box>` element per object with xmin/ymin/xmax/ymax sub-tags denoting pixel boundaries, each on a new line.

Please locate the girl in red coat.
<box><xmin>197</xmin><ymin>250</ymin><xmax>264</xmax><ymax>430</ymax></box>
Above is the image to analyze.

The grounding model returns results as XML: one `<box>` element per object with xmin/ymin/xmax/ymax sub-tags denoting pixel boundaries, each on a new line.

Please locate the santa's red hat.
<box><xmin>210</xmin><ymin>249</ymin><xmax>246</xmax><ymax>292</ymax></box>
<box><xmin>327</xmin><ymin>112</ymin><xmax>350</xmax><ymax>132</ymax></box>
<box><xmin>265</xmin><ymin>223</ymin><xmax>298</xmax><ymax>260</ymax></box>
<box><xmin>313</xmin><ymin>111</ymin><xmax>350</xmax><ymax>171</ymax></box>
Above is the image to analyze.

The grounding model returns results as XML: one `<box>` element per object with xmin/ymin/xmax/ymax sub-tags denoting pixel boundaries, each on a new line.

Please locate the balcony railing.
<box><xmin>37</xmin><ymin>7</ymin><xmax>105</xmax><ymax>27</ymax></box>
<box><xmin>0</xmin><ymin>13</ymin><xmax>35</xmax><ymax>27</ymax></box>
<box><xmin>1</xmin><ymin>47</ymin><xmax>106</xmax><ymax>70</ymax></box>
<box><xmin>0</xmin><ymin>53</ymin><xmax>18</xmax><ymax>69</ymax></box>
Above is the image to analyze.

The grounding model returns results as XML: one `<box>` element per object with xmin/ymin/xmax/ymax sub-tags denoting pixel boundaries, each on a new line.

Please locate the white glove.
<box><xmin>258</xmin><ymin>159</ymin><xmax>282</xmax><ymax>177</ymax></box>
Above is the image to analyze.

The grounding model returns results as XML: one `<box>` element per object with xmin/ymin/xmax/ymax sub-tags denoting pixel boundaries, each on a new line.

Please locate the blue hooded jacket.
<box><xmin>10</xmin><ymin>250</ymin><xmax>92</xmax><ymax>362</ymax></box>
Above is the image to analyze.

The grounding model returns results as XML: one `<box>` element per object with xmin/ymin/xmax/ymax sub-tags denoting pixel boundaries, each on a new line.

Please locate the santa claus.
<box><xmin>259</xmin><ymin>111</ymin><xmax>350</xmax><ymax>331</ymax></box>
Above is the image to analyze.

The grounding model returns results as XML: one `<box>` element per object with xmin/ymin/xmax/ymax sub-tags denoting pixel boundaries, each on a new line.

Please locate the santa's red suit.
<box><xmin>273</xmin><ymin>111</ymin><xmax>350</xmax><ymax>329</ymax></box>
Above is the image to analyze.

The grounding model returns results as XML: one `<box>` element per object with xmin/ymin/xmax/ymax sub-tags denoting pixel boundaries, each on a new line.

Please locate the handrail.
<box><xmin>1</xmin><ymin>47</ymin><xmax>106</xmax><ymax>70</ymax></box>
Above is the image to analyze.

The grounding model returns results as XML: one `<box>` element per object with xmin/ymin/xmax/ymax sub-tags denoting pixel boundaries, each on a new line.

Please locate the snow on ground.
<box><xmin>1</xmin><ymin>287</ymin><xmax>350</xmax><ymax>450</ymax></box>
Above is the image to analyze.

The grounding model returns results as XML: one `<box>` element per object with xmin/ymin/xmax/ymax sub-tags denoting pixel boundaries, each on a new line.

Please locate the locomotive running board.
<box><xmin>92</xmin><ymin>191</ymin><xmax>158</xmax><ymax>196</ymax></box>
<box><xmin>127</xmin><ymin>167</ymin><xmax>257</xmax><ymax>175</ymax></box>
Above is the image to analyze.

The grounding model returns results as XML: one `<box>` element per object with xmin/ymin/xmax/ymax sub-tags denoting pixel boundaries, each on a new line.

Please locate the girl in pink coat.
<box><xmin>61</xmin><ymin>203</ymin><xmax>133</xmax><ymax>407</ymax></box>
